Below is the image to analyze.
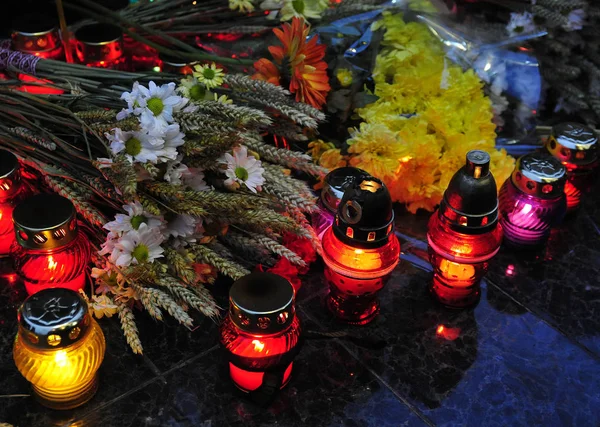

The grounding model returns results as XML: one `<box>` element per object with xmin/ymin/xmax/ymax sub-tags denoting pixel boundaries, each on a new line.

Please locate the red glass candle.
<box><xmin>312</xmin><ymin>167</ymin><xmax>368</xmax><ymax>242</ymax></box>
<box><xmin>427</xmin><ymin>150</ymin><xmax>503</xmax><ymax>308</ymax></box>
<box><xmin>75</xmin><ymin>24</ymin><xmax>126</xmax><ymax>69</ymax></box>
<box><xmin>499</xmin><ymin>152</ymin><xmax>567</xmax><ymax>248</ymax></box>
<box><xmin>0</xmin><ymin>150</ymin><xmax>33</xmax><ymax>257</ymax></box>
<box><xmin>11</xmin><ymin>194</ymin><xmax>91</xmax><ymax>295</ymax></box>
<box><xmin>158</xmin><ymin>55</ymin><xmax>194</xmax><ymax>75</ymax></box>
<box><xmin>321</xmin><ymin>177</ymin><xmax>400</xmax><ymax>325</ymax></box>
<box><xmin>220</xmin><ymin>272</ymin><xmax>301</xmax><ymax>394</ymax></box>
<box><xmin>11</xmin><ymin>22</ymin><xmax>64</xmax><ymax>60</ymax></box>
<box><xmin>546</xmin><ymin>122</ymin><xmax>598</xmax><ymax>213</ymax></box>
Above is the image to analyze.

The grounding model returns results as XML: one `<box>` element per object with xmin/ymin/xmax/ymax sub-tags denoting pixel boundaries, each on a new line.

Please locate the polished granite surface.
<box><xmin>0</xmin><ymin>193</ymin><xmax>599</xmax><ymax>426</ymax></box>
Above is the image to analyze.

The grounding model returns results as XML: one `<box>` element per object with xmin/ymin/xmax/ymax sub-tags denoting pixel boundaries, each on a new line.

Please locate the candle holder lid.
<box><xmin>13</xmin><ymin>194</ymin><xmax>78</xmax><ymax>250</ymax></box>
<box><xmin>333</xmin><ymin>176</ymin><xmax>394</xmax><ymax>248</ymax></box>
<box><xmin>18</xmin><ymin>288</ymin><xmax>90</xmax><ymax>349</ymax></box>
<box><xmin>511</xmin><ymin>152</ymin><xmax>566</xmax><ymax>199</ymax></box>
<box><xmin>229</xmin><ymin>272</ymin><xmax>295</xmax><ymax>334</ymax></box>
<box><xmin>321</xmin><ymin>167</ymin><xmax>369</xmax><ymax>213</ymax></box>
<box><xmin>439</xmin><ymin>150</ymin><xmax>499</xmax><ymax>234</ymax></box>
<box><xmin>547</xmin><ymin>122</ymin><xmax>598</xmax><ymax>166</ymax></box>
<box><xmin>0</xmin><ymin>150</ymin><xmax>21</xmax><ymax>199</ymax></box>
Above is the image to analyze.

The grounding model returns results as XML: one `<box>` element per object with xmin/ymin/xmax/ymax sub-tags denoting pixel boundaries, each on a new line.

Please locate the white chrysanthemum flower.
<box><xmin>165</xmin><ymin>160</ymin><xmax>211</xmax><ymax>191</ymax></box>
<box><xmin>106</xmin><ymin>128</ymin><xmax>166</xmax><ymax>164</ymax></box>
<box><xmin>111</xmin><ymin>223</ymin><xmax>164</xmax><ymax>267</ymax></box>
<box><xmin>104</xmin><ymin>201</ymin><xmax>163</xmax><ymax>236</ymax></box>
<box><xmin>506</xmin><ymin>12</ymin><xmax>536</xmax><ymax>37</ymax></box>
<box><xmin>186</xmin><ymin>167</ymin><xmax>211</xmax><ymax>191</ymax></box>
<box><xmin>117</xmin><ymin>82</ymin><xmax>143</xmax><ymax>120</ymax></box>
<box><xmin>137</xmin><ymin>81</ymin><xmax>187</xmax><ymax>132</ymax></box>
<box><xmin>177</xmin><ymin>76</ymin><xmax>211</xmax><ymax>102</ymax></box>
<box><xmin>169</xmin><ymin>215</ymin><xmax>205</xmax><ymax>249</ymax></box>
<box><xmin>158</xmin><ymin>123</ymin><xmax>185</xmax><ymax>162</ymax></box>
<box><xmin>99</xmin><ymin>235</ymin><xmax>118</xmax><ymax>258</ymax></box>
<box><xmin>193</xmin><ymin>63</ymin><xmax>224</xmax><ymax>90</ymax></box>
<box><xmin>220</xmin><ymin>145</ymin><xmax>265</xmax><ymax>193</ymax></box>
<box><xmin>166</xmin><ymin>214</ymin><xmax>198</xmax><ymax>238</ymax></box>
<box><xmin>279</xmin><ymin>0</ymin><xmax>328</xmax><ymax>21</ymax></box>
<box><xmin>164</xmin><ymin>161</ymin><xmax>189</xmax><ymax>185</ymax></box>
<box><xmin>564</xmin><ymin>9</ymin><xmax>585</xmax><ymax>31</ymax></box>
<box><xmin>229</xmin><ymin>0</ymin><xmax>255</xmax><ymax>13</ymax></box>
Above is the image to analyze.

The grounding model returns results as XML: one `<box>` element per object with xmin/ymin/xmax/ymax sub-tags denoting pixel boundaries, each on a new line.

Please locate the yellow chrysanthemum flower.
<box><xmin>319</xmin><ymin>148</ymin><xmax>347</xmax><ymax>170</ymax></box>
<box><xmin>308</xmin><ymin>139</ymin><xmax>336</xmax><ymax>162</ymax></box>
<box><xmin>336</xmin><ymin>69</ymin><xmax>353</xmax><ymax>87</ymax></box>
<box><xmin>193</xmin><ymin>63</ymin><xmax>224</xmax><ymax>89</ymax></box>
<box><xmin>340</xmin><ymin>13</ymin><xmax>514</xmax><ymax>212</ymax></box>
<box><xmin>347</xmin><ymin>123</ymin><xmax>407</xmax><ymax>181</ymax></box>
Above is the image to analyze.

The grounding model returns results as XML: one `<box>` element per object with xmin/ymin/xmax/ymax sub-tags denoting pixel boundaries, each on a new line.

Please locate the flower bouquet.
<box><xmin>0</xmin><ymin>57</ymin><xmax>324</xmax><ymax>353</ymax></box>
<box><xmin>303</xmin><ymin>8</ymin><xmax>524</xmax><ymax>212</ymax></box>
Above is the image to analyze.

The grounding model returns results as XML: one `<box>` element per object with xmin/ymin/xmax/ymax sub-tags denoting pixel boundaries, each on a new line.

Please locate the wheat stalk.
<box><xmin>116</xmin><ymin>299</ymin><xmax>143</xmax><ymax>355</ymax></box>
<box><xmin>192</xmin><ymin>244</ymin><xmax>249</xmax><ymax>279</ymax></box>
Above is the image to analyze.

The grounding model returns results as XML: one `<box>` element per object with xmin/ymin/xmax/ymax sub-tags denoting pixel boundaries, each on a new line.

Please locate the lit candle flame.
<box><xmin>252</xmin><ymin>339</ymin><xmax>265</xmax><ymax>353</ymax></box>
<box><xmin>54</xmin><ymin>350</ymin><xmax>68</xmax><ymax>367</ymax></box>
<box><xmin>48</xmin><ymin>256</ymin><xmax>58</xmax><ymax>271</ymax></box>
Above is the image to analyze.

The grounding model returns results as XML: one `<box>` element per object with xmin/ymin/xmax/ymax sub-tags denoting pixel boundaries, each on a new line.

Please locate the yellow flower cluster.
<box><xmin>313</xmin><ymin>13</ymin><xmax>514</xmax><ymax>212</ymax></box>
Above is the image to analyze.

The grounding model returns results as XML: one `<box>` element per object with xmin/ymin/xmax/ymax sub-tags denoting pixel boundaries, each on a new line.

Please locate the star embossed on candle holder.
<box><xmin>28</xmin><ymin>296</ymin><xmax>79</xmax><ymax>326</ymax></box>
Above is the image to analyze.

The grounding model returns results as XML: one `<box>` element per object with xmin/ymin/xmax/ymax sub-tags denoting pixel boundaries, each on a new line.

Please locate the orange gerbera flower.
<box><xmin>253</xmin><ymin>17</ymin><xmax>331</xmax><ymax>109</ymax></box>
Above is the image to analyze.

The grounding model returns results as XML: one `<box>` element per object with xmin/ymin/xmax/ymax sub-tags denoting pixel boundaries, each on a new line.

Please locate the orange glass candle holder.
<box><xmin>13</xmin><ymin>288</ymin><xmax>106</xmax><ymax>410</ymax></box>
<box><xmin>11</xmin><ymin>194</ymin><xmax>91</xmax><ymax>295</ymax></box>
<box><xmin>0</xmin><ymin>150</ymin><xmax>32</xmax><ymax>257</ymax></box>
<box><xmin>546</xmin><ymin>122</ymin><xmax>598</xmax><ymax>213</ymax></box>
<box><xmin>321</xmin><ymin>177</ymin><xmax>400</xmax><ymax>325</ymax></box>
<box><xmin>220</xmin><ymin>272</ymin><xmax>301</xmax><ymax>395</ymax></box>
<box><xmin>427</xmin><ymin>151</ymin><xmax>503</xmax><ymax>308</ymax></box>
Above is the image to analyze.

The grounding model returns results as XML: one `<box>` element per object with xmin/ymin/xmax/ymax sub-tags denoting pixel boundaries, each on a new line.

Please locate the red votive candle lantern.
<box><xmin>427</xmin><ymin>150</ymin><xmax>503</xmax><ymax>309</ymax></box>
<box><xmin>11</xmin><ymin>194</ymin><xmax>91</xmax><ymax>295</ymax></box>
<box><xmin>220</xmin><ymin>272</ymin><xmax>301</xmax><ymax>394</ymax></box>
<box><xmin>312</xmin><ymin>167</ymin><xmax>368</xmax><ymax>242</ymax></box>
<box><xmin>546</xmin><ymin>122</ymin><xmax>598</xmax><ymax>213</ymax></box>
<box><xmin>499</xmin><ymin>152</ymin><xmax>567</xmax><ymax>248</ymax></box>
<box><xmin>75</xmin><ymin>24</ymin><xmax>126</xmax><ymax>69</ymax></box>
<box><xmin>11</xmin><ymin>18</ymin><xmax>64</xmax><ymax>60</ymax></box>
<box><xmin>0</xmin><ymin>150</ymin><xmax>32</xmax><ymax>257</ymax></box>
<box><xmin>321</xmin><ymin>177</ymin><xmax>400</xmax><ymax>325</ymax></box>
<box><xmin>158</xmin><ymin>54</ymin><xmax>194</xmax><ymax>75</ymax></box>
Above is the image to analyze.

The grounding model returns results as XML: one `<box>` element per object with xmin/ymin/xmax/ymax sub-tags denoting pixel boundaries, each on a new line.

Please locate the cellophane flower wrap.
<box><xmin>309</xmin><ymin>3</ymin><xmax>547</xmax><ymax>212</ymax></box>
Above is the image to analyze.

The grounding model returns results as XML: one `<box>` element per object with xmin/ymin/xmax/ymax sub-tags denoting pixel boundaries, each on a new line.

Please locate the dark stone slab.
<box><xmin>71</xmin><ymin>338</ymin><xmax>427</xmax><ymax>427</ymax></box>
<box><xmin>302</xmin><ymin>260</ymin><xmax>600</xmax><ymax>427</ymax></box>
